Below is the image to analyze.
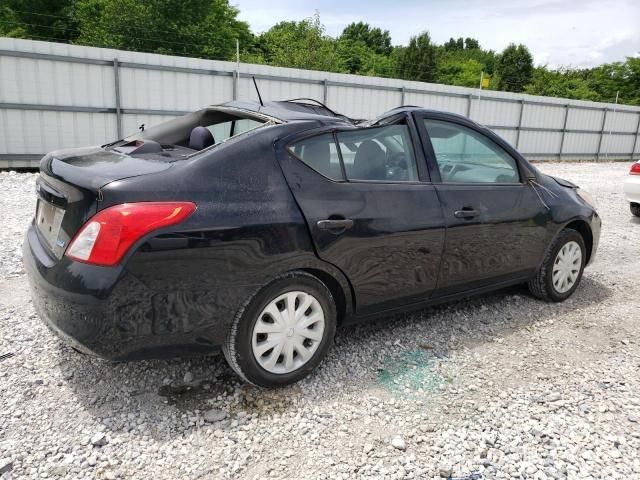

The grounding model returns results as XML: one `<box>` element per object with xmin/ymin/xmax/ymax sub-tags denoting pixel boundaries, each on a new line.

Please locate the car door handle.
<box><xmin>454</xmin><ymin>209</ymin><xmax>480</xmax><ymax>219</ymax></box>
<box><xmin>316</xmin><ymin>219</ymin><xmax>354</xmax><ymax>230</ymax></box>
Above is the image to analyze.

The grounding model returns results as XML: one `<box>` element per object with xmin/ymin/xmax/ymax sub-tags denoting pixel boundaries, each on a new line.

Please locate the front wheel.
<box><xmin>223</xmin><ymin>272</ymin><xmax>337</xmax><ymax>388</ymax></box>
<box><xmin>631</xmin><ymin>203</ymin><xmax>640</xmax><ymax>217</ymax></box>
<box><xmin>528</xmin><ymin>229</ymin><xmax>586</xmax><ymax>302</ymax></box>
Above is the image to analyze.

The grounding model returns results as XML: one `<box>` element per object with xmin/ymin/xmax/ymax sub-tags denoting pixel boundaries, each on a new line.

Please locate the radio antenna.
<box><xmin>252</xmin><ymin>76</ymin><xmax>264</xmax><ymax>107</ymax></box>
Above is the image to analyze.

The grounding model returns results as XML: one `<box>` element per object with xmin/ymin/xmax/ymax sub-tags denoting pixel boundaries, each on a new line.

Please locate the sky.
<box><xmin>232</xmin><ymin>0</ymin><xmax>640</xmax><ymax>68</ymax></box>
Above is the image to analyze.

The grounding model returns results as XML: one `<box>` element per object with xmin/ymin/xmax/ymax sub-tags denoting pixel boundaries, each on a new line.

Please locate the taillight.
<box><xmin>630</xmin><ymin>163</ymin><xmax>640</xmax><ymax>175</ymax></box>
<box><xmin>66</xmin><ymin>202</ymin><xmax>196</xmax><ymax>266</ymax></box>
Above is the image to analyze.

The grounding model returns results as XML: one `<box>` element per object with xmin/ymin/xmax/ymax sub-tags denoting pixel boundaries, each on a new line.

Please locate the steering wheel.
<box><xmin>439</xmin><ymin>162</ymin><xmax>461</xmax><ymax>181</ymax></box>
<box><xmin>388</xmin><ymin>152</ymin><xmax>407</xmax><ymax>168</ymax></box>
<box><xmin>386</xmin><ymin>152</ymin><xmax>409</xmax><ymax>180</ymax></box>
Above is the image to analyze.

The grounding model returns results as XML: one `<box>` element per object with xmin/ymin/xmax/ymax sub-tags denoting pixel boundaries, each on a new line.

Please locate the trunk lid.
<box><xmin>35</xmin><ymin>147</ymin><xmax>175</xmax><ymax>259</ymax></box>
<box><xmin>41</xmin><ymin>146</ymin><xmax>175</xmax><ymax>189</ymax></box>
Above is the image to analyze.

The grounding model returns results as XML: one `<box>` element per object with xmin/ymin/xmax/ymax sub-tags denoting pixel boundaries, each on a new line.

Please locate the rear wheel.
<box><xmin>528</xmin><ymin>229</ymin><xmax>586</xmax><ymax>302</ymax></box>
<box><xmin>631</xmin><ymin>202</ymin><xmax>640</xmax><ymax>217</ymax></box>
<box><xmin>223</xmin><ymin>272</ymin><xmax>337</xmax><ymax>388</ymax></box>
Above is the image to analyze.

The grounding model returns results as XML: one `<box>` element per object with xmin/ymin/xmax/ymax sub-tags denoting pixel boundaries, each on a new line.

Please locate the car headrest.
<box><xmin>351</xmin><ymin>140</ymin><xmax>386</xmax><ymax>180</ymax></box>
<box><xmin>189</xmin><ymin>126</ymin><xmax>215</xmax><ymax>150</ymax></box>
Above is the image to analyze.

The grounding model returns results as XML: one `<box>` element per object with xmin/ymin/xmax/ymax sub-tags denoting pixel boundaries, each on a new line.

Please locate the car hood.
<box><xmin>548</xmin><ymin>175</ymin><xmax>578</xmax><ymax>189</ymax></box>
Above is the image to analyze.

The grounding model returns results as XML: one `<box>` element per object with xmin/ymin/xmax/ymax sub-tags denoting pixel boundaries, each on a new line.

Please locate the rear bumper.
<box><xmin>623</xmin><ymin>175</ymin><xmax>640</xmax><ymax>204</ymax></box>
<box><xmin>23</xmin><ymin>225</ymin><xmax>234</xmax><ymax>361</ymax></box>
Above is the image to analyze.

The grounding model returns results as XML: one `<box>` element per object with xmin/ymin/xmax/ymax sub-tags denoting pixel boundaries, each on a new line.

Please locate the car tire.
<box><xmin>223</xmin><ymin>271</ymin><xmax>337</xmax><ymax>388</ymax></box>
<box><xmin>631</xmin><ymin>203</ymin><xmax>640</xmax><ymax>217</ymax></box>
<box><xmin>528</xmin><ymin>228</ymin><xmax>587</xmax><ymax>302</ymax></box>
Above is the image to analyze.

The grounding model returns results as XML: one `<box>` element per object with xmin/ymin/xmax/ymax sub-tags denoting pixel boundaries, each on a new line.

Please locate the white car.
<box><xmin>624</xmin><ymin>161</ymin><xmax>640</xmax><ymax>217</ymax></box>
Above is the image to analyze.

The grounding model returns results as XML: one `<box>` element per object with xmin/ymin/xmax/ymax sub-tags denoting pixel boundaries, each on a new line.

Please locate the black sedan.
<box><xmin>23</xmin><ymin>99</ymin><xmax>601</xmax><ymax>388</ymax></box>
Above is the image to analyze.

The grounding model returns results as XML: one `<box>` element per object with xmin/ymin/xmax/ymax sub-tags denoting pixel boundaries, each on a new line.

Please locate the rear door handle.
<box><xmin>454</xmin><ymin>209</ymin><xmax>480</xmax><ymax>219</ymax></box>
<box><xmin>316</xmin><ymin>219</ymin><xmax>354</xmax><ymax>230</ymax></box>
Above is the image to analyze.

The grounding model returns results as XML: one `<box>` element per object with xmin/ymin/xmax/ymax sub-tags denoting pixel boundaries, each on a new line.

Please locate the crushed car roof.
<box><xmin>221</xmin><ymin>100</ymin><xmax>475</xmax><ymax>129</ymax></box>
<box><xmin>222</xmin><ymin>99</ymin><xmax>358</xmax><ymax>124</ymax></box>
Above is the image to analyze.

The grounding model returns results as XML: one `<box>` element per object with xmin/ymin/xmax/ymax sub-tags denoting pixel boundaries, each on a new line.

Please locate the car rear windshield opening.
<box><xmin>109</xmin><ymin>109</ymin><xmax>273</xmax><ymax>159</ymax></box>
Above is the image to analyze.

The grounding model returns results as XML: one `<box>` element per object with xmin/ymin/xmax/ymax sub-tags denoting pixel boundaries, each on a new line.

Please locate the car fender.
<box><xmin>541</xmin><ymin>213</ymin><xmax>598</xmax><ymax>268</ymax></box>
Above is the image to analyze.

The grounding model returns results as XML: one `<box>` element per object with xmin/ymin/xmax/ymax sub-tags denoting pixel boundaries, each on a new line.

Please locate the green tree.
<box><xmin>364</xmin><ymin>52</ymin><xmax>397</xmax><ymax>77</ymax></box>
<box><xmin>437</xmin><ymin>58</ymin><xmax>484</xmax><ymax>87</ymax></box>
<box><xmin>464</xmin><ymin>37</ymin><xmax>479</xmax><ymax>50</ymax></box>
<box><xmin>444</xmin><ymin>37</ymin><xmax>465</xmax><ymax>51</ymax></box>
<box><xmin>336</xmin><ymin>38</ymin><xmax>369</xmax><ymax>74</ymax></box>
<box><xmin>0</xmin><ymin>5</ymin><xmax>27</xmax><ymax>38</ymax></box>
<box><xmin>73</xmin><ymin>0</ymin><xmax>252</xmax><ymax>60</ymax></box>
<box><xmin>339</xmin><ymin>21</ymin><xmax>392</xmax><ymax>55</ymax></box>
<box><xmin>586</xmin><ymin>57</ymin><xmax>640</xmax><ymax>105</ymax></box>
<box><xmin>254</xmin><ymin>13</ymin><xmax>343</xmax><ymax>72</ymax></box>
<box><xmin>0</xmin><ymin>0</ymin><xmax>77</xmax><ymax>42</ymax></box>
<box><xmin>525</xmin><ymin>67</ymin><xmax>599</xmax><ymax>101</ymax></box>
<box><xmin>436</xmin><ymin>37</ymin><xmax>496</xmax><ymax>88</ymax></box>
<box><xmin>336</xmin><ymin>21</ymin><xmax>396</xmax><ymax>76</ymax></box>
<box><xmin>496</xmin><ymin>43</ymin><xmax>533</xmax><ymax>92</ymax></box>
<box><xmin>337</xmin><ymin>39</ymin><xmax>397</xmax><ymax>76</ymax></box>
<box><xmin>622</xmin><ymin>56</ymin><xmax>640</xmax><ymax>105</ymax></box>
<box><xmin>397</xmin><ymin>31</ymin><xmax>438</xmax><ymax>82</ymax></box>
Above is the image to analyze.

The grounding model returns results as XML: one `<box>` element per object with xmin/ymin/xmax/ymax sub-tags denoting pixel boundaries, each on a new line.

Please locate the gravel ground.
<box><xmin>1</xmin><ymin>162</ymin><xmax>639</xmax><ymax>480</ymax></box>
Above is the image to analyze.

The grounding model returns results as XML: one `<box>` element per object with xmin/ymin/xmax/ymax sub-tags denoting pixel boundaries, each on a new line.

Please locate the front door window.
<box><xmin>423</xmin><ymin>119</ymin><xmax>520</xmax><ymax>183</ymax></box>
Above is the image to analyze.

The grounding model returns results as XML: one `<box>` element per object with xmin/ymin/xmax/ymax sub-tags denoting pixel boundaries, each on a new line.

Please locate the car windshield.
<box><xmin>107</xmin><ymin>108</ymin><xmax>278</xmax><ymax>160</ymax></box>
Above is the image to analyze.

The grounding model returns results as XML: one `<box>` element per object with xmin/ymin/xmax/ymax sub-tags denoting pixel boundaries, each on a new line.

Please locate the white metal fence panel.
<box><xmin>563</xmin><ymin>133</ymin><xmax>601</xmax><ymax>155</ymax></box>
<box><xmin>1</xmin><ymin>37</ymin><xmax>640</xmax><ymax>168</ymax></box>
<box><xmin>605</xmin><ymin>110</ymin><xmax>638</xmax><ymax>133</ymax></box>
<box><xmin>524</xmin><ymin>104</ymin><xmax>565</xmax><ymax>129</ymax></box>
<box><xmin>492</xmin><ymin>128</ymin><xmax>518</xmax><ymax>147</ymax></box>
<box><xmin>414</xmin><ymin>94</ymin><xmax>468</xmax><ymax>117</ymax></box>
<box><xmin>519</xmin><ymin>131</ymin><xmax>562</xmax><ymax>155</ymax></box>
<box><xmin>567</xmin><ymin>108</ymin><xmax>605</xmax><ymax>132</ymax></box>
<box><xmin>121</xmin><ymin>113</ymin><xmax>176</xmax><ymax>138</ymax></box>
<box><xmin>473</xmin><ymin>99</ymin><xmax>521</xmax><ymax>126</ymax></box>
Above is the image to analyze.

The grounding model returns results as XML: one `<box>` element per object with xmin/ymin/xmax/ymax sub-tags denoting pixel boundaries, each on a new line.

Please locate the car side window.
<box><xmin>207</xmin><ymin>122</ymin><xmax>231</xmax><ymax>142</ymax></box>
<box><xmin>423</xmin><ymin>119</ymin><xmax>520</xmax><ymax>184</ymax></box>
<box><xmin>336</xmin><ymin>124</ymin><xmax>419</xmax><ymax>182</ymax></box>
<box><xmin>288</xmin><ymin>133</ymin><xmax>343</xmax><ymax>181</ymax></box>
<box><xmin>207</xmin><ymin>119</ymin><xmax>264</xmax><ymax>143</ymax></box>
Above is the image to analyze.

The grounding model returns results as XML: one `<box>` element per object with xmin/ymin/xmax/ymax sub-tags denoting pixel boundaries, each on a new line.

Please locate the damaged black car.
<box><xmin>23</xmin><ymin>99</ymin><xmax>601</xmax><ymax>387</ymax></box>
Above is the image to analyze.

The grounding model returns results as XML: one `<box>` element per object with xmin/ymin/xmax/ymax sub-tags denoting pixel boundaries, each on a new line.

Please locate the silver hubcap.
<box><xmin>552</xmin><ymin>241</ymin><xmax>582</xmax><ymax>293</ymax></box>
<box><xmin>251</xmin><ymin>291</ymin><xmax>325</xmax><ymax>374</ymax></box>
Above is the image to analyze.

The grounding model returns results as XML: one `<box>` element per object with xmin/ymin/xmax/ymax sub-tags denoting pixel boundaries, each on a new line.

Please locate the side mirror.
<box><xmin>520</xmin><ymin>160</ymin><xmax>538</xmax><ymax>183</ymax></box>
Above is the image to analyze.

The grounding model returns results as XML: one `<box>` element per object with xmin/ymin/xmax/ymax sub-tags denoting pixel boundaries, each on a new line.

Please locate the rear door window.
<box><xmin>288</xmin><ymin>123</ymin><xmax>419</xmax><ymax>183</ymax></box>
<box><xmin>289</xmin><ymin>133</ymin><xmax>343</xmax><ymax>181</ymax></box>
<box><xmin>336</xmin><ymin>124</ymin><xmax>418</xmax><ymax>182</ymax></box>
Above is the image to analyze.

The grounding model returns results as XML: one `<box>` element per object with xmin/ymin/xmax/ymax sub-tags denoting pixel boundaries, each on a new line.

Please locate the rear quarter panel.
<box><xmin>98</xmin><ymin>123</ymin><xmax>353</xmax><ymax>344</ymax></box>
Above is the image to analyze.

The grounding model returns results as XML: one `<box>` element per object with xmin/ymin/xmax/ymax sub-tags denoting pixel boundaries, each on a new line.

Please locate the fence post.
<box><xmin>400</xmin><ymin>86</ymin><xmax>405</xmax><ymax>106</ymax></box>
<box><xmin>466</xmin><ymin>94</ymin><xmax>472</xmax><ymax>118</ymax></box>
<box><xmin>559</xmin><ymin>104</ymin><xmax>570</xmax><ymax>161</ymax></box>
<box><xmin>233</xmin><ymin>70</ymin><xmax>238</xmax><ymax>101</ymax></box>
<box><xmin>322</xmin><ymin>79</ymin><xmax>328</xmax><ymax>104</ymax></box>
<box><xmin>633</xmin><ymin>112</ymin><xmax>640</xmax><ymax>160</ymax></box>
<box><xmin>596</xmin><ymin>108</ymin><xmax>608</xmax><ymax>161</ymax></box>
<box><xmin>515</xmin><ymin>99</ymin><xmax>525</xmax><ymax>149</ymax></box>
<box><xmin>113</xmin><ymin>58</ymin><xmax>122</xmax><ymax>139</ymax></box>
